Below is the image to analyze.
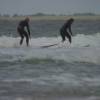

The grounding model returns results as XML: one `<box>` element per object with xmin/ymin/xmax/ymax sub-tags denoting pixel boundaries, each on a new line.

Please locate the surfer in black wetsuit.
<box><xmin>60</xmin><ymin>18</ymin><xmax>74</xmax><ymax>43</ymax></box>
<box><xmin>17</xmin><ymin>17</ymin><xmax>31</xmax><ymax>46</ymax></box>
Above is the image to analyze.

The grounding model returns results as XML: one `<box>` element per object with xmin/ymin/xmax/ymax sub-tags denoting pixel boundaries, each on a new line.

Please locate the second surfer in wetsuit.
<box><xmin>60</xmin><ymin>18</ymin><xmax>74</xmax><ymax>43</ymax></box>
<box><xmin>17</xmin><ymin>17</ymin><xmax>30</xmax><ymax>46</ymax></box>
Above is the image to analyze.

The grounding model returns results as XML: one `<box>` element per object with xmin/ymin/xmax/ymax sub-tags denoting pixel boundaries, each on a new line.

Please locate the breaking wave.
<box><xmin>0</xmin><ymin>33</ymin><xmax>100</xmax><ymax>48</ymax></box>
<box><xmin>0</xmin><ymin>33</ymin><xmax>100</xmax><ymax>64</ymax></box>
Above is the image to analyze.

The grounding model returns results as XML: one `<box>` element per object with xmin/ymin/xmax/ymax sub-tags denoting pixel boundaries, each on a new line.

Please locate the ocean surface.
<box><xmin>0</xmin><ymin>19</ymin><xmax>100</xmax><ymax>100</ymax></box>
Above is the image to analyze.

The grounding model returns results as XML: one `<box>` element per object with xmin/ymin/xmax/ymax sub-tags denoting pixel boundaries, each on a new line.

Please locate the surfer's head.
<box><xmin>68</xmin><ymin>18</ymin><xmax>74</xmax><ymax>24</ymax></box>
<box><xmin>25</xmin><ymin>17</ymin><xmax>30</xmax><ymax>22</ymax></box>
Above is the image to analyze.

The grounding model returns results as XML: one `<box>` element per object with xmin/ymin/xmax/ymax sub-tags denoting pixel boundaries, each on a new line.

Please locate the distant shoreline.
<box><xmin>0</xmin><ymin>15</ymin><xmax>100</xmax><ymax>21</ymax></box>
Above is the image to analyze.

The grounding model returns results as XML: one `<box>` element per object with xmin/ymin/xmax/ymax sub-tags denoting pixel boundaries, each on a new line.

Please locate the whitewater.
<box><xmin>0</xmin><ymin>19</ymin><xmax>100</xmax><ymax>100</ymax></box>
<box><xmin>0</xmin><ymin>33</ymin><xmax>100</xmax><ymax>64</ymax></box>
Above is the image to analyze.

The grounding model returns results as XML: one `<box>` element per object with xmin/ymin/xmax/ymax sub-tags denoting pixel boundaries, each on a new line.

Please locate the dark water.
<box><xmin>0</xmin><ymin>19</ymin><xmax>100</xmax><ymax>37</ymax></box>
<box><xmin>0</xmin><ymin>19</ymin><xmax>100</xmax><ymax>100</ymax></box>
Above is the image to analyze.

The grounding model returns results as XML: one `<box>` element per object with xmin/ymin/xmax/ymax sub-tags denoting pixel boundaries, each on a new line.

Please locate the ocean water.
<box><xmin>0</xmin><ymin>19</ymin><xmax>100</xmax><ymax>100</ymax></box>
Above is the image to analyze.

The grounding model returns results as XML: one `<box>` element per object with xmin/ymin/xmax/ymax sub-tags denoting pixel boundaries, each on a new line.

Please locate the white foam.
<box><xmin>0</xmin><ymin>33</ymin><xmax>100</xmax><ymax>48</ymax></box>
<box><xmin>0</xmin><ymin>33</ymin><xmax>100</xmax><ymax>64</ymax></box>
<box><xmin>71</xmin><ymin>33</ymin><xmax>100</xmax><ymax>47</ymax></box>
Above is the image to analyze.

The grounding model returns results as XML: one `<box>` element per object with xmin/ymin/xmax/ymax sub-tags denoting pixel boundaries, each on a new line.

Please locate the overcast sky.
<box><xmin>0</xmin><ymin>0</ymin><xmax>100</xmax><ymax>15</ymax></box>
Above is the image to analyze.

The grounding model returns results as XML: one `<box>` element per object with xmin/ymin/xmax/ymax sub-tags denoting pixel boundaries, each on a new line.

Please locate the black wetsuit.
<box><xmin>60</xmin><ymin>19</ymin><xmax>73</xmax><ymax>43</ymax></box>
<box><xmin>17</xmin><ymin>20</ymin><xmax>30</xmax><ymax>46</ymax></box>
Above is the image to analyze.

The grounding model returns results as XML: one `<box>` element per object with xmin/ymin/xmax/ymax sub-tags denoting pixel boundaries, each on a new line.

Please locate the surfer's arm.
<box><xmin>69</xmin><ymin>25</ymin><xmax>72</xmax><ymax>36</ymax></box>
<box><xmin>26</xmin><ymin>24</ymin><xmax>30</xmax><ymax>38</ymax></box>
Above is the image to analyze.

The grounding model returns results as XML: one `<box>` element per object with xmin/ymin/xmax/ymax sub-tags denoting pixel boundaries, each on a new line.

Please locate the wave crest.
<box><xmin>0</xmin><ymin>33</ymin><xmax>100</xmax><ymax>48</ymax></box>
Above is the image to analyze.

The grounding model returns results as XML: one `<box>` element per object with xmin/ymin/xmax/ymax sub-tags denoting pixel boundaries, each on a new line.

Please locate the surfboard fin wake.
<box><xmin>40</xmin><ymin>43</ymin><xmax>59</xmax><ymax>48</ymax></box>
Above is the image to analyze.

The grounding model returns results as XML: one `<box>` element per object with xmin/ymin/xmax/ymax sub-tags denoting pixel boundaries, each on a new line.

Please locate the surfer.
<box><xmin>17</xmin><ymin>17</ymin><xmax>31</xmax><ymax>46</ymax></box>
<box><xmin>60</xmin><ymin>18</ymin><xmax>74</xmax><ymax>43</ymax></box>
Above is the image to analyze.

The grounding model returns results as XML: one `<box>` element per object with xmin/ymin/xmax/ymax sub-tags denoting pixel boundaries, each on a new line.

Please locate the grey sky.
<box><xmin>0</xmin><ymin>0</ymin><xmax>100</xmax><ymax>15</ymax></box>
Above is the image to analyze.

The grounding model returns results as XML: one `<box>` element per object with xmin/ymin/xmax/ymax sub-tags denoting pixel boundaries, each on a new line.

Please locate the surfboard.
<box><xmin>83</xmin><ymin>44</ymin><xmax>90</xmax><ymax>47</ymax></box>
<box><xmin>40</xmin><ymin>43</ymin><xmax>59</xmax><ymax>48</ymax></box>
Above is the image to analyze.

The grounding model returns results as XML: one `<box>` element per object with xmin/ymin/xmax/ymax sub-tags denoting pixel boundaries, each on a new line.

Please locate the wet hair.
<box><xmin>69</xmin><ymin>18</ymin><xmax>74</xmax><ymax>22</ymax></box>
<box><xmin>25</xmin><ymin>17</ymin><xmax>30</xmax><ymax>22</ymax></box>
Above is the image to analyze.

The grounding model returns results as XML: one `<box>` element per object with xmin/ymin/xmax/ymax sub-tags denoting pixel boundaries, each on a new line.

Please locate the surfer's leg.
<box><xmin>65</xmin><ymin>32</ymin><xmax>71</xmax><ymax>43</ymax></box>
<box><xmin>20</xmin><ymin>35</ymin><xmax>24</xmax><ymax>45</ymax></box>
<box><xmin>23</xmin><ymin>31</ymin><xmax>29</xmax><ymax>46</ymax></box>
<box><xmin>60</xmin><ymin>29</ymin><xmax>66</xmax><ymax>42</ymax></box>
<box><xmin>17</xmin><ymin>28</ymin><xmax>24</xmax><ymax>45</ymax></box>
